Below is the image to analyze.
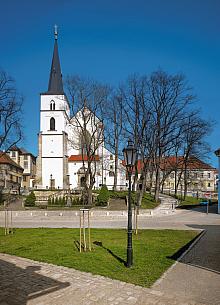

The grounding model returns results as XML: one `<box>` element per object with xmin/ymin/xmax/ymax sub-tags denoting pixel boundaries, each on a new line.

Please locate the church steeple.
<box><xmin>47</xmin><ymin>25</ymin><xmax>64</xmax><ymax>94</ymax></box>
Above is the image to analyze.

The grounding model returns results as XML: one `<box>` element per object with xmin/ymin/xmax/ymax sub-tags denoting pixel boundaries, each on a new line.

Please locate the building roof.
<box><xmin>47</xmin><ymin>34</ymin><xmax>64</xmax><ymax>95</ymax></box>
<box><xmin>68</xmin><ymin>155</ymin><xmax>100</xmax><ymax>162</ymax></box>
<box><xmin>123</xmin><ymin>156</ymin><xmax>216</xmax><ymax>174</ymax></box>
<box><xmin>0</xmin><ymin>152</ymin><xmax>23</xmax><ymax>170</ymax></box>
<box><xmin>9</xmin><ymin>145</ymin><xmax>22</xmax><ymax>153</ymax></box>
<box><xmin>161</xmin><ymin>156</ymin><xmax>216</xmax><ymax>171</ymax></box>
<box><xmin>8</xmin><ymin>146</ymin><xmax>36</xmax><ymax>159</ymax></box>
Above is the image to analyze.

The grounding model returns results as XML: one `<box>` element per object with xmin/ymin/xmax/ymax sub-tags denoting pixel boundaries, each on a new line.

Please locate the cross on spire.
<box><xmin>54</xmin><ymin>24</ymin><xmax>58</xmax><ymax>40</ymax></box>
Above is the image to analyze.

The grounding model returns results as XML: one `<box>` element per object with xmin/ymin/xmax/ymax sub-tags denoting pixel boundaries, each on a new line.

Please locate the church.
<box><xmin>35</xmin><ymin>29</ymin><xmax>126</xmax><ymax>191</ymax></box>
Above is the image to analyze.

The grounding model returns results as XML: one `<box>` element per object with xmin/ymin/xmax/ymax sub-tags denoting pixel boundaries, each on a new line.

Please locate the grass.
<box><xmin>0</xmin><ymin>228</ymin><xmax>198</xmax><ymax>287</ymax></box>
<box><xmin>175</xmin><ymin>195</ymin><xmax>217</xmax><ymax>208</ymax></box>
<box><xmin>108</xmin><ymin>190</ymin><xmax>158</xmax><ymax>209</ymax></box>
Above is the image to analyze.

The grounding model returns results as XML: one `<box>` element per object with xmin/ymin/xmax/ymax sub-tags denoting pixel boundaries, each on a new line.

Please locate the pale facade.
<box><xmin>8</xmin><ymin>147</ymin><xmax>36</xmax><ymax>189</ymax></box>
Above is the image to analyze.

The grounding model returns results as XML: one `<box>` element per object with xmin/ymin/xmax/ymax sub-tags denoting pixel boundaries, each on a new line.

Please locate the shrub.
<box><xmin>25</xmin><ymin>191</ymin><xmax>36</xmax><ymax>207</ymax></box>
<box><xmin>96</xmin><ymin>185</ymin><xmax>109</xmax><ymax>206</ymax></box>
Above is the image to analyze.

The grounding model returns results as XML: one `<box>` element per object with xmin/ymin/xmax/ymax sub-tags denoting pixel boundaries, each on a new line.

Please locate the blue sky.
<box><xmin>0</xmin><ymin>0</ymin><xmax>220</xmax><ymax>166</ymax></box>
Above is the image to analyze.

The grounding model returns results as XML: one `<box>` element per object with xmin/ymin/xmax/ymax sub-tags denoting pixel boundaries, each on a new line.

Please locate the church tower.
<box><xmin>36</xmin><ymin>27</ymin><xmax>69</xmax><ymax>189</ymax></box>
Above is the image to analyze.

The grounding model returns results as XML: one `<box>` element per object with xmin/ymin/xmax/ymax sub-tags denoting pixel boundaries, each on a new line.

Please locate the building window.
<box><xmin>11</xmin><ymin>151</ymin><xmax>16</xmax><ymax>158</ymax></box>
<box><xmin>50</xmin><ymin>117</ymin><xmax>55</xmax><ymax>130</ymax></box>
<box><xmin>50</xmin><ymin>100</ymin><xmax>55</xmax><ymax>110</ymax></box>
<box><xmin>208</xmin><ymin>173</ymin><xmax>211</xmax><ymax>178</ymax></box>
<box><xmin>24</xmin><ymin>161</ymin><xmax>28</xmax><ymax>169</ymax></box>
<box><xmin>109</xmin><ymin>171</ymin><xmax>114</xmax><ymax>177</ymax></box>
<box><xmin>208</xmin><ymin>182</ymin><xmax>211</xmax><ymax>187</ymax></box>
<box><xmin>110</xmin><ymin>155</ymin><xmax>113</xmax><ymax>160</ymax></box>
<box><xmin>110</xmin><ymin>165</ymin><xmax>113</xmax><ymax>170</ymax></box>
<box><xmin>23</xmin><ymin>176</ymin><xmax>27</xmax><ymax>182</ymax></box>
<box><xmin>24</xmin><ymin>155</ymin><xmax>28</xmax><ymax>160</ymax></box>
<box><xmin>170</xmin><ymin>173</ymin><xmax>174</xmax><ymax>179</ymax></box>
<box><xmin>200</xmin><ymin>173</ymin><xmax>204</xmax><ymax>178</ymax></box>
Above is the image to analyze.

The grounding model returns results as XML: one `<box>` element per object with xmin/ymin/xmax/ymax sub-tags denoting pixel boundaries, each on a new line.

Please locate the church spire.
<box><xmin>47</xmin><ymin>25</ymin><xmax>64</xmax><ymax>94</ymax></box>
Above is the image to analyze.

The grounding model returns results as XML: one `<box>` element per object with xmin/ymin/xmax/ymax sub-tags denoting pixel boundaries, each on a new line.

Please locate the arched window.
<box><xmin>50</xmin><ymin>100</ymin><xmax>55</xmax><ymax>111</ymax></box>
<box><xmin>50</xmin><ymin>117</ymin><xmax>55</xmax><ymax>130</ymax></box>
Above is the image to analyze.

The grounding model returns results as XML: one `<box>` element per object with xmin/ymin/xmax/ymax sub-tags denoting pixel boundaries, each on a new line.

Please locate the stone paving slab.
<box><xmin>0</xmin><ymin>253</ymin><xmax>206</xmax><ymax>305</ymax></box>
<box><xmin>153</xmin><ymin>225</ymin><xmax>220</xmax><ymax>305</ymax></box>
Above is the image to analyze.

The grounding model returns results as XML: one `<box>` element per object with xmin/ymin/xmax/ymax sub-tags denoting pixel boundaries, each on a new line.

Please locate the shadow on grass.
<box><xmin>167</xmin><ymin>224</ymin><xmax>220</xmax><ymax>275</ymax></box>
<box><xmin>93</xmin><ymin>241</ymin><xmax>126</xmax><ymax>266</ymax></box>
<box><xmin>167</xmin><ymin>230</ymin><xmax>204</xmax><ymax>261</ymax></box>
<box><xmin>74</xmin><ymin>239</ymin><xmax>80</xmax><ymax>251</ymax></box>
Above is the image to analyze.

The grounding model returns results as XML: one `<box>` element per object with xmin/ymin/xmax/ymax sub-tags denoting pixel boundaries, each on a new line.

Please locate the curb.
<box><xmin>152</xmin><ymin>229</ymin><xmax>206</xmax><ymax>288</ymax></box>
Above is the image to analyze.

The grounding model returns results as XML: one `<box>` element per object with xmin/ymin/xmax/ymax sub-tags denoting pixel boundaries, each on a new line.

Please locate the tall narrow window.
<box><xmin>50</xmin><ymin>117</ymin><xmax>55</xmax><ymax>130</ymax></box>
<box><xmin>50</xmin><ymin>100</ymin><xmax>55</xmax><ymax>110</ymax></box>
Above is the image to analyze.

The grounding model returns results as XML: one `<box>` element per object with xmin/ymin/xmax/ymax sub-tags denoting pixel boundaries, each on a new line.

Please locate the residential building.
<box><xmin>135</xmin><ymin>156</ymin><xmax>217</xmax><ymax>195</ymax></box>
<box><xmin>8</xmin><ymin>146</ymin><xmax>36</xmax><ymax>189</ymax></box>
<box><xmin>0</xmin><ymin>152</ymin><xmax>23</xmax><ymax>192</ymax></box>
<box><xmin>161</xmin><ymin>157</ymin><xmax>217</xmax><ymax>194</ymax></box>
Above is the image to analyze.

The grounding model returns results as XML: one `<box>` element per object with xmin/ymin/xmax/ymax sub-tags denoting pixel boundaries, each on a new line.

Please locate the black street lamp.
<box><xmin>50</xmin><ymin>174</ymin><xmax>53</xmax><ymax>190</ymax></box>
<box><xmin>123</xmin><ymin>140</ymin><xmax>137</xmax><ymax>267</ymax></box>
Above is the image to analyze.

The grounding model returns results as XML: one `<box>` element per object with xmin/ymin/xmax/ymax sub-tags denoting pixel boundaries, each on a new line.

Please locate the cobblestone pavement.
<box><xmin>0</xmin><ymin>253</ymin><xmax>206</xmax><ymax>305</ymax></box>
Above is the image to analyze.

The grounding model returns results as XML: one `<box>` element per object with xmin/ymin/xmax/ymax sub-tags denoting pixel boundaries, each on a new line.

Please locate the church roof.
<box><xmin>47</xmin><ymin>30</ymin><xmax>64</xmax><ymax>95</ymax></box>
<box><xmin>68</xmin><ymin>155</ymin><xmax>100</xmax><ymax>162</ymax></box>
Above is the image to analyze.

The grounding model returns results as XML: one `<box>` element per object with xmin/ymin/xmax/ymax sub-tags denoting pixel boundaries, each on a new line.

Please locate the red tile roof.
<box><xmin>68</xmin><ymin>155</ymin><xmax>100</xmax><ymax>162</ymax></box>
<box><xmin>0</xmin><ymin>152</ymin><xmax>23</xmax><ymax>170</ymax></box>
<box><xmin>123</xmin><ymin>156</ymin><xmax>216</xmax><ymax>173</ymax></box>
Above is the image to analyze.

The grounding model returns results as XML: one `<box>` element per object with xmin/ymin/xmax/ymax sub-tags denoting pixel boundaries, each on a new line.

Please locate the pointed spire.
<box><xmin>47</xmin><ymin>25</ymin><xmax>64</xmax><ymax>94</ymax></box>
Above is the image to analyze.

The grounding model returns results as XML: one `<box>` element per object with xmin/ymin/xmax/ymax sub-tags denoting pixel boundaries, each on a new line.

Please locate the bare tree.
<box><xmin>102</xmin><ymin>91</ymin><xmax>124</xmax><ymax>190</ymax></box>
<box><xmin>66</xmin><ymin>75</ymin><xmax>109</xmax><ymax>204</ymax></box>
<box><xmin>146</xmin><ymin>70</ymin><xmax>195</xmax><ymax>202</ymax></box>
<box><xmin>0</xmin><ymin>69</ymin><xmax>23</xmax><ymax>153</ymax></box>
<box><xmin>180</xmin><ymin>112</ymin><xmax>212</xmax><ymax>199</ymax></box>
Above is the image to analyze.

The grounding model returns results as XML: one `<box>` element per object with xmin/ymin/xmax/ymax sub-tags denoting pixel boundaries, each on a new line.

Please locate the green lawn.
<box><xmin>0</xmin><ymin>228</ymin><xmax>198</xmax><ymax>287</ymax></box>
<box><xmin>176</xmin><ymin>195</ymin><xmax>217</xmax><ymax>208</ymax></box>
<box><xmin>178</xmin><ymin>195</ymin><xmax>201</xmax><ymax>206</ymax></box>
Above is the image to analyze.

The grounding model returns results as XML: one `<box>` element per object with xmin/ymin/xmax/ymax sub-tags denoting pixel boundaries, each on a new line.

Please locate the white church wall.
<box><xmin>42</xmin><ymin>135</ymin><xmax>64</xmax><ymax>157</ymax></box>
<box><xmin>40</xmin><ymin>94</ymin><xmax>70</xmax><ymax>115</ymax></box>
<box><xmin>40</xmin><ymin>112</ymin><xmax>67</xmax><ymax>134</ymax></box>
<box><xmin>42</xmin><ymin>158</ymin><xmax>63</xmax><ymax>188</ymax></box>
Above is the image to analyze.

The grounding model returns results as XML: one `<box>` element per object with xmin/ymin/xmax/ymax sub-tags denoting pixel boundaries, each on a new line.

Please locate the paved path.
<box><xmin>153</xmin><ymin>223</ymin><xmax>220</xmax><ymax>305</ymax></box>
<box><xmin>0</xmin><ymin>205</ymin><xmax>219</xmax><ymax>305</ymax></box>
<box><xmin>0</xmin><ymin>253</ymin><xmax>206</xmax><ymax>305</ymax></box>
<box><xmin>0</xmin><ymin>205</ymin><xmax>219</xmax><ymax>230</ymax></box>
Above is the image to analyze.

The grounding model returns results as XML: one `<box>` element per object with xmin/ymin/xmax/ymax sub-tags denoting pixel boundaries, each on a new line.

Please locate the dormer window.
<box><xmin>50</xmin><ymin>117</ymin><xmax>55</xmax><ymax>130</ymax></box>
<box><xmin>50</xmin><ymin>100</ymin><xmax>55</xmax><ymax>111</ymax></box>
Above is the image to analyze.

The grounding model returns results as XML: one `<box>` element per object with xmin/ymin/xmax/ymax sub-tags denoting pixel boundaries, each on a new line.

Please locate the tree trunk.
<box><xmin>154</xmin><ymin>167</ymin><xmax>160</xmax><ymax>202</ymax></box>
<box><xmin>183</xmin><ymin>167</ymin><xmax>188</xmax><ymax>200</ymax></box>
<box><xmin>87</xmin><ymin>188</ymin><xmax>93</xmax><ymax>205</ymax></box>
<box><xmin>113</xmin><ymin>139</ymin><xmax>118</xmax><ymax>191</ymax></box>
<box><xmin>136</xmin><ymin>174</ymin><xmax>146</xmax><ymax>207</ymax></box>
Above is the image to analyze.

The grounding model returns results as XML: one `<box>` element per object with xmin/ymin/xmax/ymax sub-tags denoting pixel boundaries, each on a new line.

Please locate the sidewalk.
<box><xmin>0</xmin><ymin>253</ymin><xmax>206</xmax><ymax>305</ymax></box>
<box><xmin>153</xmin><ymin>224</ymin><xmax>220</xmax><ymax>305</ymax></box>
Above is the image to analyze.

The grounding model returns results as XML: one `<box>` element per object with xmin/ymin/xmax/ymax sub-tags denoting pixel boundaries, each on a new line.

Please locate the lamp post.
<box><xmin>50</xmin><ymin>174</ymin><xmax>53</xmax><ymax>190</ymax></box>
<box><xmin>123</xmin><ymin>140</ymin><xmax>137</xmax><ymax>267</ymax></box>
<box><xmin>66</xmin><ymin>174</ymin><xmax>71</xmax><ymax>206</ymax></box>
<box><xmin>214</xmin><ymin>148</ymin><xmax>220</xmax><ymax>214</ymax></box>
